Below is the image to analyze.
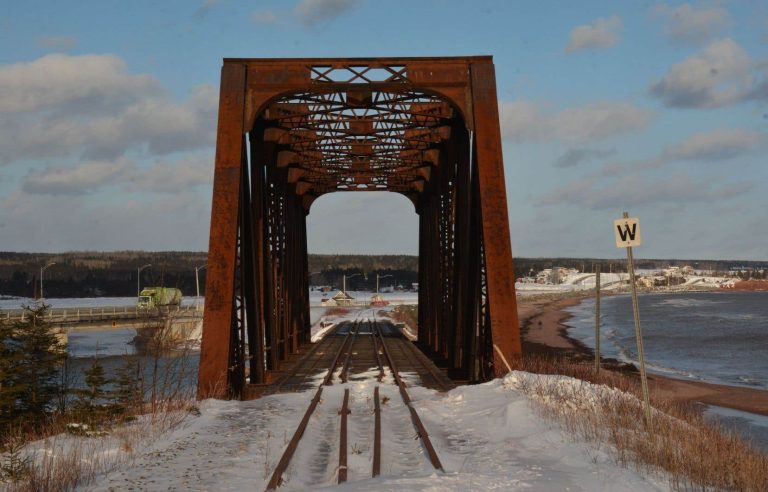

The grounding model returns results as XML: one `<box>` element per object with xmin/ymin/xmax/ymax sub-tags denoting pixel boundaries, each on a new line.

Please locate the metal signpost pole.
<box><xmin>615</xmin><ymin>211</ymin><xmax>652</xmax><ymax>430</ymax></box>
<box><xmin>40</xmin><ymin>262</ymin><xmax>56</xmax><ymax>300</ymax></box>
<box><xmin>195</xmin><ymin>264</ymin><xmax>207</xmax><ymax>311</ymax></box>
<box><xmin>137</xmin><ymin>263</ymin><xmax>151</xmax><ymax>300</ymax></box>
<box><xmin>594</xmin><ymin>264</ymin><xmax>601</xmax><ymax>374</ymax></box>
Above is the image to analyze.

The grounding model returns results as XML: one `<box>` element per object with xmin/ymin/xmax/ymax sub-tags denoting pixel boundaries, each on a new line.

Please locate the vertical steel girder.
<box><xmin>198</xmin><ymin>57</ymin><xmax>521</xmax><ymax>399</ymax></box>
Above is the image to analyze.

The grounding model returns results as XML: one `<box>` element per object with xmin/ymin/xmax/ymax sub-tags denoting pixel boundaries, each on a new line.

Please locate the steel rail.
<box><xmin>268</xmin><ymin>325</ymin><xmax>345</xmax><ymax>394</ymax></box>
<box><xmin>338</xmin><ymin>388</ymin><xmax>350</xmax><ymax>483</ymax></box>
<box><xmin>338</xmin><ymin>318</ymin><xmax>361</xmax><ymax>384</ymax></box>
<box><xmin>371</xmin><ymin>328</ymin><xmax>385</xmax><ymax>382</ymax></box>
<box><xmin>373</xmin><ymin>318</ymin><xmax>444</xmax><ymax>471</ymax></box>
<box><xmin>265</xmin><ymin>317</ymin><xmax>359</xmax><ymax>491</ymax></box>
<box><xmin>372</xmin><ymin>386</ymin><xmax>382</xmax><ymax>477</ymax></box>
<box><xmin>396</xmin><ymin>333</ymin><xmax>452</xmax><ymax>393</ymax></box>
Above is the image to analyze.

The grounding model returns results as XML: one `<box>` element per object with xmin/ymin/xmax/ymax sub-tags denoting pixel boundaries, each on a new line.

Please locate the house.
<box><xmin>321</xmin><ymin>290</ymin><xmax>355</xmax><ymax>307</ymax></box>
<box><xmin>370</xmin><ymin>294</ymin><xmax>389</xmax><ymax>306</ymax></box>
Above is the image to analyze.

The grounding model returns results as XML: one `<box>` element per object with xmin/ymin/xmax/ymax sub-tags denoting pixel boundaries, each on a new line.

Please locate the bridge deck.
<box><xmin>247</xmin><ymin>320</ymin><xmax>455</xmax><ymax>399</ymax></box>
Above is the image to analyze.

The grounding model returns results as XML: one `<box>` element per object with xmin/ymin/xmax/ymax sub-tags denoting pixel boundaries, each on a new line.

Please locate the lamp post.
<box><xmin>40</xmin><ymin>262</ymin><xmax>56</xmax><ymax>300</ymax></box>
<box><xmin>376</xmin><ymin>274</ymin><xmax>393</xmax><ymax>294</ymax></box>
<box><xmin>195</xmin><ymin>264</ymin><xmax>207</xmax><ymax>310</ymax></box>
<box><xmin>342</xmin><ymin>273</ymin><xmax>363</xmax><ymax>296</ymax></box>
<box><xmin>137</xmin><ymin>264</ymin><xmax>151</xmax><ymax>299</ymax></box>
<box><xmin>308</xmin><ymin>271</ymin><xmax>321</xmax><ymax>291</ymax></box>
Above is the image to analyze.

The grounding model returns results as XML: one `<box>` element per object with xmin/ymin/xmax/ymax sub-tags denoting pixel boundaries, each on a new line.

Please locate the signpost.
<box><xmin>594</xmin><ymin>264</ymin><xmax>601</xmax><ymax>374</ymax></box>
<box><xmin>615</xmin><ymin>212</ymin><xmax>652</xmax><ymax>429</ymax></box>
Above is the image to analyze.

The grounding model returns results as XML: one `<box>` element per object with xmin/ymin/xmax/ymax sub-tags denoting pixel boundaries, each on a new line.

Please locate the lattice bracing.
<box><xmin>198</xmin><ymin>57</ymin><xmax>521</xmax><ymax>400</ymax></box>
<box><xmin>263</xmin><ymin>90</ymin><xmax>452</xmax><ymax>196</ymax></box>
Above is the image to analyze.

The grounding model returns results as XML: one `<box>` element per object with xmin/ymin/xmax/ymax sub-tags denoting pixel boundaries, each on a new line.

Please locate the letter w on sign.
<box><xmin>614</xmin><ymin>217</ymin><xmax>641</xmax><ymax>248</ymax></box>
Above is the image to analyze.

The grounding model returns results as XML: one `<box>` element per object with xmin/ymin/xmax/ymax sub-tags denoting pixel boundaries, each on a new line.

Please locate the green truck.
<box><xmin>138</xmin><ymin>287</ymin><xmax>183</xmax><ymax>309</ymax></box>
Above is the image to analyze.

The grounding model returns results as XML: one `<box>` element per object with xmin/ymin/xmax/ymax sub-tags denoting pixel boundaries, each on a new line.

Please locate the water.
<box><xmin>565</xmin><ymin>291</ymin><xmax>768</xmax><ymax>450</ymax></box>
<box><xmin>565</xmin><ymin>291</ymin><xmax>768</xmax><ymax>389</ymax></box>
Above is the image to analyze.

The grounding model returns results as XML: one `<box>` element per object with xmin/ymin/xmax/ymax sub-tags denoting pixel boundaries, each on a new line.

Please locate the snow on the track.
<box><xmin>86</xmin><ymin>372</ymin><xmax>669</xmax><ymax>491</ymax></box>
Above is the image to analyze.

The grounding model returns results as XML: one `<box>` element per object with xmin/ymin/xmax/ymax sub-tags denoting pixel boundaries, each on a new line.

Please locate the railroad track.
<box><xmin>265</xmin><ymin>311</ymin><xmax>445</xmax><ymax>490</ymax></box>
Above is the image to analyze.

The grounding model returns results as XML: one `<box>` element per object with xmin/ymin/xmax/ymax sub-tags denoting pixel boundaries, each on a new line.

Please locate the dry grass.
<box><xmin>390</xmin><ymin>305</ymin><xmax>418</xmax><ymax>331</ymax></box>
<box><xmin>1</xmin><ymin>315</ymin><xmax>200</xmax><ymax>491</ymax></box>
<box><xmin>517</xmin><ymin>355</ymin><xmax>768</xmax><ymax>491</ymax></box>
<box><xmin>1</xmin><ymin>398</ymin><xmax>197</xmax><ymax>492</ymax></box>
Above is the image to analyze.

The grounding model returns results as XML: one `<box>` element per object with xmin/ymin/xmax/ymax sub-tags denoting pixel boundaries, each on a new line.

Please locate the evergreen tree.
<box><xmin>0</xmin><ymin>303</ymin><xmax>67</xmax><ymax>431</ymax></box>
<box><xmin>110</xmin><ymin>357</ymin><xmax>143</xmax><ymax>417</ymax></box>
<box><xmin>71</xmin><ymin>357</ymin><xmax>110</xmax><ymax>422</ymax></box>
<box><xmin>0</xmin><ymin>317</ymin><xmax>25</xmax><ymax>428</ymax></box>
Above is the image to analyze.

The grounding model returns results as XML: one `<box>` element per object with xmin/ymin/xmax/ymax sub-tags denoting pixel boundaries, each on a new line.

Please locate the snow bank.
<box><xmin>82</xmin><ymin>371</ymin><xmax>668</xmax><ymax>491</ymax></box>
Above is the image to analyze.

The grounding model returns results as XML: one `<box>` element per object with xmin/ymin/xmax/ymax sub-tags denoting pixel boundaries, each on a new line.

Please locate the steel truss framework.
<box><xmin>198</xmin><ymin>57</ymin><xmax>521</xmax><ymax>399</ymax></box>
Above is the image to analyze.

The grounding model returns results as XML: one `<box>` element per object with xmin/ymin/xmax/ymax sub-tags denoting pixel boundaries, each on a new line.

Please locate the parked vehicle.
<box><xmin>138</xmin><ymin>287</ymin><xmax>182</xmax><ymax>308</ymax></box>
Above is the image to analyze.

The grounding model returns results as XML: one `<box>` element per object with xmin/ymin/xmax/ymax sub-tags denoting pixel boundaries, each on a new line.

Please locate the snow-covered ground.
<box><xmin>73</xmin><ymin>371</ymin><xmax>669</xmax><ymax>491</ymax></box>
<box><xmin>309</xmin><ymin>290</ymin><xmax>418</xmax><ymax>307</ymax></box>
<box><xmin>515</xmin><ymin>273</ymin><xmax>629</xmax><ymax>295</ymax></box>
<box><xmin>515</xmin><ymin>271</ymin><xmax>731</xmax><ymax>295</ymax></box>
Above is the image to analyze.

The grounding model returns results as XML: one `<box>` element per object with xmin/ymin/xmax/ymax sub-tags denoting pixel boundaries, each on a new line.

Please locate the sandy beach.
<box><xmin>518</xmin><ymin>293</ymin><xmax>768</xmax><ymax>417</ymax></box>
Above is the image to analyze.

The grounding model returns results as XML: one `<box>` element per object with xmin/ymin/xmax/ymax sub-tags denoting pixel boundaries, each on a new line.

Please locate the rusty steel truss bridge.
<box><xmin>198</xmin><ymin>56</ymin><xmax>521</xmax><ymax>399</ymax></box>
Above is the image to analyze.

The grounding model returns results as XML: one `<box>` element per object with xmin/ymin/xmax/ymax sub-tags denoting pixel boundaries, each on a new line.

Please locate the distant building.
<box><xmin>321</xmin><ymin>290</ymin><xmax>355</xmax><ymax>307</ymax></box>
<box><xmin>536</xmin><ymin>267</ymin><xmax>578</xmax><ymax>285</ymax></box>
<box><xmin>370</xmin><ymin>294</ymin><xmax>389</xmax><ymax>306</ymax></box>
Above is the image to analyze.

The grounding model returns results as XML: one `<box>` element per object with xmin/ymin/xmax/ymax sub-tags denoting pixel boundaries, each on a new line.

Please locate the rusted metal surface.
<box><xmin>199</xmin><ymin>56</ymin><xmax>522</xmax><ymax>399</ymax></box>
<box><xmin>374</xmin><ymin>319</ymin><xmax>444</xmax><ymax>471</ymax></box>
<box><xmin>372</xmin><ymin>385</ymin><xmax>382</xmax><ymax>477</ymax></box>
<box><xmin>197</xmin><ymin>63</ymin><xmax>247</xmax><ymax>399</ymax></box>
<box><xmin>339</xmin><ymin>321</ymin><xmax>360</xmax><ymax>384</ymax></box>
<box><xmin>265</xmin><ymin>325</ymin><xmax>353</xmax><ymax>490</ymax></box>
<box><xmin>338</xmin><ymin>388</ymin><xmax>350</xmax><ymax>483</ymax></box>
<box><xmin>469</xmin><ymin>62</ymin><xmax>522</xmax><ymax>377</ymax></box>
<box><xmin>264</xmin><ymin>318</ymin><xmax>447</xmax><ymax>490</ymax></box>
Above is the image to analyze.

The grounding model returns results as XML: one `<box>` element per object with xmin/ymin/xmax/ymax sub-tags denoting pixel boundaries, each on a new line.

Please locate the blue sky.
<box><xmin>0</xmin><ymin>1</ymin><xmax>766</xmax><ymax>260</ymax></box>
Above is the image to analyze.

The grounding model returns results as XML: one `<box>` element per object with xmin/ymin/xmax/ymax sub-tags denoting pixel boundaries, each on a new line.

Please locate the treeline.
<box><xmin>0</xmin><ymin>251</ymin><xmax>208</xmax><ymax>298</ymax></box>
<box><xmin>1</xmin><ymin>252</ymin><xmax>766</xmax><ymax>298</ymax></box>
<box><xmin>0</xmin><ymin>252</ymin><xmax>420</xmax><ymax>297</ymax></box>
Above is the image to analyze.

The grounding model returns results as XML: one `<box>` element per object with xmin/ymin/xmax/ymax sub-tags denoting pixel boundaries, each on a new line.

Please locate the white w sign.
<box><xmin>614</xmin><ymin>217</ymin><xmax>641</xmax><ymax>248</ymax></box>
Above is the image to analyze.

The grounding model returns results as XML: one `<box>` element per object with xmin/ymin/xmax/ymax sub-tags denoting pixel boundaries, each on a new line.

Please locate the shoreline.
<box><xmin>518</xmin><ymin>292</ymin><xmax>768</xmax><ymax>417</ymax></box>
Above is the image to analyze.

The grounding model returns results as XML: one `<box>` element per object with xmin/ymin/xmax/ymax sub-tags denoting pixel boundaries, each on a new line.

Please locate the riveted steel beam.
<box><xmin>199</xmin><ymin>57</ymin><xmax>521</xmax><ymax>399</ymax></box>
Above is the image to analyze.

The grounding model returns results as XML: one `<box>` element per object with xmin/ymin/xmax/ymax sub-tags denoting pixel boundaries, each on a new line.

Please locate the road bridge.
<box><xmin>199</xmin><ymin>56</ymin><xmax>522</xmax><ymax>399</ymax></box>
<box><xmin>2</xmin><ymin>305</ymin><xmax>203</xmax><ymax>344</ymax></box>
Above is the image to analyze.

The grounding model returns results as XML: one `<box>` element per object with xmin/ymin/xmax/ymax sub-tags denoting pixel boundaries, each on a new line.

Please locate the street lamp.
<box><xmin>376</xmin><ymin>274</ymin><xmax>394</xmax><ymax>294</ymax></box>
<box><xmin>137</xmin><ymin>264</ymin><xmax>152</xmax><ymax>298</ymax></box>
<box><xmin>308</xmin><ymin>271</ymin><xmax>321</xmax><ymax>290</ymax></box>
<box><xmin>342</xmin><ymin>273</ymin><xmax>364</xmax><ymax>295</ymax></box>
<box><xmin>195</xmin><ymin>264</ymin><xmax>207</xmax><ymax>310</ymax></box>
<box><xmin>40</xmin><ymin>262</ymin><xmax>56</xmax><ymax>300</ymax></box>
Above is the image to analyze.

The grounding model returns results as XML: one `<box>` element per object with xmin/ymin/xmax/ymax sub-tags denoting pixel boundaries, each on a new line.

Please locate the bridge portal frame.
<box><xmin>198</xmin><ymin>56</ymin><xmax>521</xmax><ymax>399</ymax></box>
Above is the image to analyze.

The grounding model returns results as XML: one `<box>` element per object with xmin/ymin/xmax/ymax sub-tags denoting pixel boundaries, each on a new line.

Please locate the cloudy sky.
<box><xmin>0</xmin><ymin>1</ymin><xmax>766</xmax><ymax>260</ymax></box>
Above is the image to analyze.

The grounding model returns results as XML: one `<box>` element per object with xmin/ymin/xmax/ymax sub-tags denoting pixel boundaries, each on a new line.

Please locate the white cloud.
<box><xmin>536</xmin><ymin>173</ymin><xmax>750</xmax><ymax>210</ymax></box>
<box><xmin>565</xmin><ymin>16</ymin><xmax>622</xmax><ymax>53</ymax></box>
<box><xmin>125</xmin><ymin>154</ymin><xmax>214</xmax><ymax>193</ymax></box>
<box><xmin>294</xmin><ymin>0</ymin><xmax>361</xmax><ymax>27</ymax></box>
<box><xmin>22</xmin><ymin>158</ymin><xmax>132</xmax><ymax>195</ymax></box>
<box><xmin>21</xmin><ymin>152</ymin><xmax>215</xmax><ymax>196</ymax></box>
<box><xmin>554</xmin><ymin>148</ymin><xmax>616</xmax><ymax>168</ymax></box>
<box><xmin>653</xmin><ymin>3</ymin><xmax>730</xmax><ymax>43</ymax></box>
<box><xmin>251</xmin><ymin>10</ymin><xmax>277</xmax><ymax>25</ymax></box>
<box><xmin>0</xmin><ymin>54</ymin><xmax>159</xmax><ymax>113</ymax></box>
<box><xmin>38</xmin><ymin>35</ymin><xmax>78</xmax><ymax>51</ymax></box>
<box><xmin>500</xmin><ymin>100</ymin><xmax>653</xmax><ymax>143</ymax></box>
<box><xmin>0</xmin><ymin>54</ymin><xmax>217</xmax><ymax>163</ymax></box>
<box><xmin>0</xmin><ymin>190</ymin><xmax>212</xmax><ymax>252</ymax></box>
<box><xmin>649</xmin><ymin>38</ymin><xmax>764</xmax><ymax>108</ymax></box>
<box><xmin>663</xmin><ymin>128</ymin><xmax>765</xmax><ymax>161</ymax></box>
